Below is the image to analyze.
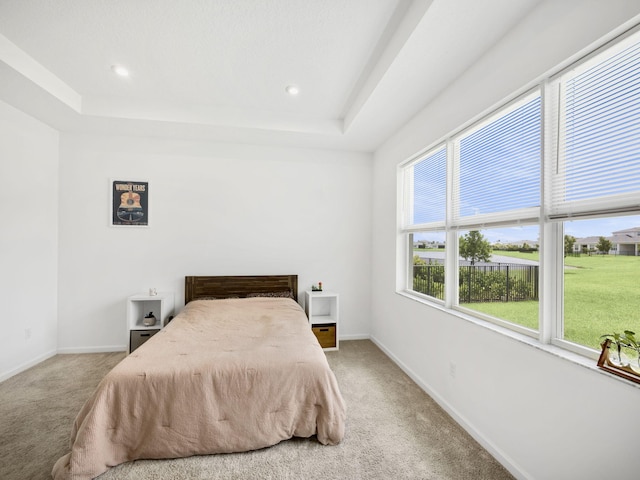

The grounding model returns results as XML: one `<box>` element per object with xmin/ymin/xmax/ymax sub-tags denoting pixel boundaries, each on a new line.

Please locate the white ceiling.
<box><xmin>0</xmin><ymin>0</ymin><xmax>542</xmax><ymax>152</ymax></box>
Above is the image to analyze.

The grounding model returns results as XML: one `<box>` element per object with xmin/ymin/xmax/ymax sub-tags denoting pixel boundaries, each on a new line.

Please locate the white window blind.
<box><xmin>453</xmin><ymin>94</ymin><xmax>541</xmax><ymax>228</ymax></box>
<box><xmin>402</xmin><ymin>146</ymin><xmax>446</xmax><ymax>231</ymax></box>
<box><xmin>550</xmin><ymin>33</ymin><xmax>640</xmax><ymax>219</ymax></box>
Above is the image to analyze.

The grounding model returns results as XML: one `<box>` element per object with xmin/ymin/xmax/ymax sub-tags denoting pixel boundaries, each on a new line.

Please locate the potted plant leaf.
<box><xmin>600</xmin><ymin>331</ymin><xmax>628</xmax><ymax>365</ymax></box>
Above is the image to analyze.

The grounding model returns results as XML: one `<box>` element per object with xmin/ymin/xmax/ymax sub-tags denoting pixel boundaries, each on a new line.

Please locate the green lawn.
<box><xmin>491</xmin><ymin>250</ymin><xmax>540</xmax><ymax>262</ymax></box>
<box><xmin>462</xmin><ymin>254</ymin><xmax>640</xmax><ymax>350</ymax></box>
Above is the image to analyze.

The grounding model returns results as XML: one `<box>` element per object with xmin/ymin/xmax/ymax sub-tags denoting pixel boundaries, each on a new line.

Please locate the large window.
<box><xmin>399</xmin><ymin>27</ymin><xmax>640</xmax><ymax>356</ymax></box>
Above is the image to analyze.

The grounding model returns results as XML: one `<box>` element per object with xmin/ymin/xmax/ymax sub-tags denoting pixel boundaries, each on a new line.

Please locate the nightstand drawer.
<box><xmin>130</xmin><ymin>329</ymin><xmax>160</xmax><ymax>353</ymax></box>
<box><xmin>312</xmin><ymin>323</ymin><xmax>336</xmax><ymax>349</ymax></box>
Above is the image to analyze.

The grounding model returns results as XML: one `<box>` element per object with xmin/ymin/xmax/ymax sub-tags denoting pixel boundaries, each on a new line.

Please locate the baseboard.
<box><xmin>339</xmin><ymin>333</ymin><xmax>370</xmax><ymax>341</ymax></box>
<box><xmin>369</xmin><ymin>335</ymin><xmax>530</xmax><ymax>480</ymax></box>
<box><xmin>0</xmin><ymin>349</ymin><xmax>57</xmax><ymax>383</ymax></box>
<box><xmin>57</xmin><ymin>345</ymin><xmax>127</xmax><ymax>354</ymax></box>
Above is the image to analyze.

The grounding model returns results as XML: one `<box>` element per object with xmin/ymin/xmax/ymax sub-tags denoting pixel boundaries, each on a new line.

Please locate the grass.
<box><xmin>562</xmin><ymin>255</ymin><xmax>640</xmax><ymax>349</ymax></box>
<box><xmin>463</xmin><ymin>301</ymin><xmax>539</xmax><ymax>331</ymax></box>
<box><xmin>491</xmin><ymin>250</ymin><xmax>540</xmax><ymax>261</ymax></box>
<box><xmin>414</xmin><ymin>248</ymin><xmax>640</xmax><ymax>350</ymax></box>
<box><xmin>462</xmin><ymin>254</ymin><xmax>640</xmax><ymax>350</ymax></box>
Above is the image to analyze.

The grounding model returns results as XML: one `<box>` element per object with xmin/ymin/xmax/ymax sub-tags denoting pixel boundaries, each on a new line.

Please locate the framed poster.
<box><xmin>111</xmin><ymin>180</ymin><xmax>149</xmax><ymax>227</ymax></box>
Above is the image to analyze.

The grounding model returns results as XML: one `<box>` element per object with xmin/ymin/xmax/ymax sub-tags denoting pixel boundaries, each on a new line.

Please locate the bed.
<box><xmin>52</xmin><ymin>275</ymin><xmax>346</xmax><ymax>480</ymax></box>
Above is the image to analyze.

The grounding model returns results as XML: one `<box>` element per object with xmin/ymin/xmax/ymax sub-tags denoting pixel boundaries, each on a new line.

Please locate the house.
<box><xmin>611</xmin><ymin>227</ymin><xmax>640</xmax><ymax>256</ymax></box>
<box><xmin>2</xmin><ymin>2</ymin><xmax>640</xmax><ymax>479</ymax></box>
<box><xmin>573</xmin><ymin>236</ymin><xmax>605</xmax><ymax>254</ymax></box>
<box><xmin>573</xmin><ymin>228</ymin><xmax>640</xmax><ymax>255</ymax></box>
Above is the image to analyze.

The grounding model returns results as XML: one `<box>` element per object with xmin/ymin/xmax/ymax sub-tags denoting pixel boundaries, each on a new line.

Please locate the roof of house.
<box><xmin>612</xmin><ymin>226</ymin><xmax>640</xmax><ymax>234</ymax></box>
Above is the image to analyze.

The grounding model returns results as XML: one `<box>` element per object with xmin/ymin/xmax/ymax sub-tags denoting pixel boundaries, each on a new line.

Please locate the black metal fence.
<box><xmin>413</xmin><ymin>263</ymin><xmax>539</xmax><ymax>303</ymax></box>
<box><xmin>413</xmin><ymin>263</ymin><xmax>445</xmax><ymax>300</ymax></box>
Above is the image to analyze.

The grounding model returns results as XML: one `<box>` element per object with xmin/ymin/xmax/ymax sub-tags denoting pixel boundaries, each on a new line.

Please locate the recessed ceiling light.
<box><xmin>111</xmin><ymin>64</ymin><xmax>130</xmax><ymax>77</ymax></box>
<box><xmin>285</xmin><ymin>84</ymin><xmax>299</xmax><ymax>96</ymax></box>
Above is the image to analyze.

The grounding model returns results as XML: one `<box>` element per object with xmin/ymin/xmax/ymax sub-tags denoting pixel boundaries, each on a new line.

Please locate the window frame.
<box><xmin>397</xmin><ymin>23</ymin><xmax>640</xmax><ymax>360</ymax></box>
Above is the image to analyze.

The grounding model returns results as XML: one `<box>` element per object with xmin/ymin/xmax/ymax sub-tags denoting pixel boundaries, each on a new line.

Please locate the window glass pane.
<box><xmin>459</xmin><ymin>226</ymin><xmax>539</xmax><ymax>331</ymax></box>
<box><xmin>550</xmin><ymin>33</ymin><xmax>640</xmax><ymax>220</ymax></box>
<box><xmin>412</xmin><ymin>232</ymin><xmax>445</xmax><ymax>301</ymax></box>
<box><xmin>457</xmin><ymin>95</ymin><xmax>541</xmax><ymax>220</ymax></box>
<box><xmin>411</xmin><ymin>147</ymin><xmax>446</xmax><ymax>225</ymax></box>
<box><xmin>563</xmin><ymin>215</ymin><xmax>640</xmax><ymax>351</ymax></box>
<box><xmin>560</xmin><ymin>39</ymin><xmax>640</xmax><ymax>205</ymax></box>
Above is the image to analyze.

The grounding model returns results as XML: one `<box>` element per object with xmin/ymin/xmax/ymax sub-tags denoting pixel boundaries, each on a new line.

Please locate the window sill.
<box><xmin>395</xmin><ymin>290</ymin><xmax>640</xmax><ymax>390</ymax></box>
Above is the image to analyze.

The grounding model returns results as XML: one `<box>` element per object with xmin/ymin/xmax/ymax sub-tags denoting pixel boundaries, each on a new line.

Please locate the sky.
<box><xmin>411</xmin><ymin>38</ymin><xmax>640</xmax><ymax>246</ymax></box>
<box><xmin>564</xmin><ymin>215</ymin><xmax>640</xmax><ymax>239</ymax></box>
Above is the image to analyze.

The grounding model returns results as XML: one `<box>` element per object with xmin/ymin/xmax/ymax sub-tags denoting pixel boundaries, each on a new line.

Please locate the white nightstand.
<box><xmin>304</xmin><ymin>291</ymin><xmax>339</xmax><ymax>351</ymax></box>
<box><xmin>127</xmin><ymin>292</ymin><xmax>175</xmax><ymax>353</ymax></box>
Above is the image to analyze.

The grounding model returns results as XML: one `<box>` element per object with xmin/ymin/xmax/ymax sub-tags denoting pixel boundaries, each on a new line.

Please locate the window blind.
<box><xmin>550</xmin><ymin>34</ymin><xmax>640</xmax><ymax>219</ymax></box>
<box><xmin>402</xmin><ymin>146</ymin><xmax>446</xmax><ymax>231</ymax></box>
<box><xmin>453</xmin><ymin>94</ymin><xmax>541</xmax><ymax>228</ymax></box>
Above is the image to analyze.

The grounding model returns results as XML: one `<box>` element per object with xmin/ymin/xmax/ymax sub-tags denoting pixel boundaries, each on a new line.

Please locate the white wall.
<box><xmin>57</xmin><ymin>133</ymin><xmax>371</xmax><ymax>351</ymax></box>
<box><xmin>371</xmin><ymin>2</ymin><xmax>640</xmax><ymax>479</ymax></box>
<box><xmin>0</xmin><ymin>100</ymin><xmax>59</xmax><ymax>381</ymax></box>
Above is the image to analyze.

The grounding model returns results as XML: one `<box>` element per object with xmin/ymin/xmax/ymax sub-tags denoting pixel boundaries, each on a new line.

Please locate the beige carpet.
<box><xmin>0</xmin><ymin>340</ymin><xmax>513</xmax><ymax>480</ymax></box>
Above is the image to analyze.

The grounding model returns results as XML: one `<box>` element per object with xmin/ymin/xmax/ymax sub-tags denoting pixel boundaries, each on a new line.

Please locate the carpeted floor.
<box><xmin>0</xmin><ymin>340</ymin><xmax>514</xmax><ymax>480</ymax></box>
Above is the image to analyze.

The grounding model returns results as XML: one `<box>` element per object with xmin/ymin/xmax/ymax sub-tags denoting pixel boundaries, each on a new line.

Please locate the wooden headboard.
<box><xmin>185</xmin><ymin>275</ymin><xmax>298</xmax><ymax>303</ymax></box>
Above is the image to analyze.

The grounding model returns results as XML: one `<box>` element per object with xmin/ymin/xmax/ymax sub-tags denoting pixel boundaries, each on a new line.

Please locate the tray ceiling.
<box><xmin>0</xmin><ymin>0</ymin><xmax>541</xmax><ymax>151</ymax></box>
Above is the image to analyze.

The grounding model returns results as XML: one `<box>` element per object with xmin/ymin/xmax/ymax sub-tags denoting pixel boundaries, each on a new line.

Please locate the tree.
<box><xmin>564</xmin><ymin>235</ymin><xmax>576</xmax><ymax>256</ymax></box>
<box><xmin>413</xmin><ymin>254</ymin><xmax>427</xmax><ymax>267</ymax></box>
<box><xmin>459</xmin><ymin>230</ymin><xmax>492</xmax><ymax>265</ymax></box>
<box><xmin>596</xmin><ymin>236</ymin><xmax>612</xmax><ymax>254</ymax></box>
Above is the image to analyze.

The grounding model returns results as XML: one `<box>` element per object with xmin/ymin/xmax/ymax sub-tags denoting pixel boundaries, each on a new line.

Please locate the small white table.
<box><xmin>304</xmin><ymin>291</ymin><xmax>339</xmax><ymax>351</ymax></box>
<box><xmin>126</xmin><ymin>292</ymin><xmax>174</xmax><ymax>353</ymax></box>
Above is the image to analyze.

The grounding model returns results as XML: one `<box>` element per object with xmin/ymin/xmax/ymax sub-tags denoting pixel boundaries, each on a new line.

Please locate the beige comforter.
<box><xmin>52</xmin><ymin>297</ymin><xmax>346</xmax><ymax>480</ymax></box>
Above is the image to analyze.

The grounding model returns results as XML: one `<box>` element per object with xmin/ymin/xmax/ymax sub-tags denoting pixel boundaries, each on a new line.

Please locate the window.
<box><xmin>549</xmin><ymin>31</ymin><xmax>640</xmax><ymax>352</ymax></box>
<box><xmin>400</xmin><ymin>93</ymin><xmax>542</xmax><ymax>333</ymax></box>
<box><xmin>402</xmin><ymin>146</ymin><xmax>447</xmax><ymax>302</ymax></box>
<box><xmin>399</xmin><ymin>27</ymin><xmax>640</xmax><ymax>356</ymax></box>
